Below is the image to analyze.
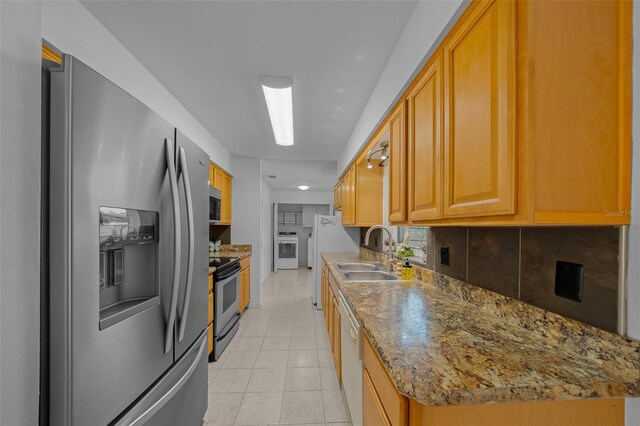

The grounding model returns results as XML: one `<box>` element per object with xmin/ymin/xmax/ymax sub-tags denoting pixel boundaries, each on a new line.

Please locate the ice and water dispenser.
<box><xmin>99</xmin><ymin>207</ymin><xmax>160</xmax><ymax>329</ymax></box>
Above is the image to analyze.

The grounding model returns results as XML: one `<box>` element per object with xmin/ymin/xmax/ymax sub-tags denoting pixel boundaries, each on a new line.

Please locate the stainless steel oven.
<box><xmin>212</xmin><ymin>259</ymin><xmax>240</xmax><ymax>360</ymax></box>
<box><xmin>209</xmin><ymin>187</ymin><xmax>221</xmax><ymax>223</ymax></box>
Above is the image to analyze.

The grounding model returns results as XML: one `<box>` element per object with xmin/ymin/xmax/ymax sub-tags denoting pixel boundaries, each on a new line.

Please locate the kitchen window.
<box><xmin>396</xmin><ymin>226</ymin><xmax>428</xmax><ymax>258</ymax></box>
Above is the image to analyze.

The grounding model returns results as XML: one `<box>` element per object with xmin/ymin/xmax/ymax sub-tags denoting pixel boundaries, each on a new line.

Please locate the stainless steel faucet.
<box><xmin>364</xmin><ymin>225</ymin><xmax>395</xmax><ymax>271</ymax></box>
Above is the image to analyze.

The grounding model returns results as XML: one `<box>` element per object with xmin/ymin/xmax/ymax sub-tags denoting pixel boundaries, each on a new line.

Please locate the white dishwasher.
<box><xmin>339</xmin><ymin>291</ymin><xmax>362</xmax><ymax>426</ymax></box>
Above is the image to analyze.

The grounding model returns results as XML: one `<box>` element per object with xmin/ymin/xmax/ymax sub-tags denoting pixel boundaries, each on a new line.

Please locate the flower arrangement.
<box><xmin>420</xmin><ymin>241</ymin><xmax>428</xmax><ymax>263</ymax></box>
<box><xmin>396</xmin><ymin>231</ymin><xmax>414</xmax><ymax>258</ymax></box>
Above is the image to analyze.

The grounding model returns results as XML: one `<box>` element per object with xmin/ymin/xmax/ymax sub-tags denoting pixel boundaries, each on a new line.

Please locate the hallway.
<box><xmin>204</xmin><ymin>268</ymin><xmax>351</xmax><ymax>426</ymax></box>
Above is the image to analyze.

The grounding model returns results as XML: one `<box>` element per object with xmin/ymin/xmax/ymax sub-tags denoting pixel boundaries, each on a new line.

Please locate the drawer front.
<box><xmin>240</xmin><ymin>256</ymin><xmax>250</xmax><ymax>271</ymax></box>
<box><xmin>363</xmin><ymin>369</ymin><xmax>392</xmax><ymax>426</ymax></box>
<box><xmin>363</xmin><ymin>336</ymin><xmax>408</xmax><ymax>426</ymax></box>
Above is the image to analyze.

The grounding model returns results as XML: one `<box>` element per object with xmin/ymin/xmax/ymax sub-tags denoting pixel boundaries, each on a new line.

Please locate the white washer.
<box><xmin>277</xmin><ymin>232</ymin><xmax>298</xmax><ymax>270</ymax></box>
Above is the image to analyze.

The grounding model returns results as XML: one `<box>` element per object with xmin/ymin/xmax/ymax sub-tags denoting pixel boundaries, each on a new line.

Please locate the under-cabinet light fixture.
<box><xmin>261</xmin><ymin>76</ymin><xmax>294</xmax><ymax>146</ymax></box>
<box><xmin>298</xmin><ymin>185</ymin><xmax>309</xmax><ymax>191</ymax></box>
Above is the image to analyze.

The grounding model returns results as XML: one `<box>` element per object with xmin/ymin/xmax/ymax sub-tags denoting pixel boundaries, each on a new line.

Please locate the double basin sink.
<box><xmin>335</xmin><ymin>263</ymin><xmax>399</xmax><ymax>282</ymax></box>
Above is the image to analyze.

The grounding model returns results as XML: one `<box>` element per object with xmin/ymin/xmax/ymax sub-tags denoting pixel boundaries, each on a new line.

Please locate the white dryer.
<box><xmin>277</xmin><ymin>232</ymin><xmax>299</xmax><ymax>270</ymax></box>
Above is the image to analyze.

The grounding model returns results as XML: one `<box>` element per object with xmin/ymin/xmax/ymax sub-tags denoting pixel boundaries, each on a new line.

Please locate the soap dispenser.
<box><xmin>401</xmin><ymin>261</ymin><xmax>413</xmax><ymax>280</ymax></box>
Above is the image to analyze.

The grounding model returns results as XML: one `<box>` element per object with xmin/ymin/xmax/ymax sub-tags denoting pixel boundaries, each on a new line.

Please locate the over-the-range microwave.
<box><xmin>209</xmin><ymin>187</ymin><xmax>221</xmax><ymax>223</ymax></box>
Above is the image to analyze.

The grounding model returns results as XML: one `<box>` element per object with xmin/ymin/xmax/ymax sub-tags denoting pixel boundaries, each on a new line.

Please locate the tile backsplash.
<box><xmin>361</xmin><ymin>226</ymin><xmax>622</xmax><ymax>333</ymax></box>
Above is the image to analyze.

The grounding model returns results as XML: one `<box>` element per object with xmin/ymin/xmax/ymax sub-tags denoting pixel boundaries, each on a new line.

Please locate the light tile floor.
<box><xmin>204</xmin><ymin>268</ymin><xmax>352</xmax><ymax>426</ymax></box>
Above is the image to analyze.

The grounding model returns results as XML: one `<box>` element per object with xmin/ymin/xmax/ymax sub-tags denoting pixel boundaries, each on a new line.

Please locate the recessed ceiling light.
<box><xmin>298</xmin><ymin>185</ymin><xmax>309</xmax><ymax>191</ymax></box>
<box><xmin>261</xmin><ymin>76</ymin><xmax>294</xmax><ymax>146</ymax></box>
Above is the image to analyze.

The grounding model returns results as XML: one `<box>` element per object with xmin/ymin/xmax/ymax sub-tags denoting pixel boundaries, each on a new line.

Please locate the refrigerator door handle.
<box><xmin>113</xmin><ymin>332</ymin><xmax>207</xmax><ymax>426</ymax></box>
<box><xmin>177</xmin><ymin>146</ymin><xmax>195</xmax><ymax>342</ymax></box>
<box><xmin>164</xmin><ymin>138</ymin><xmax>181</xmax><ymax>354</ymax></box>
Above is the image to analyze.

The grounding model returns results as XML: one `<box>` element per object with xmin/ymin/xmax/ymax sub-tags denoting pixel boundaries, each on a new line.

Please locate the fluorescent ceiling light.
<box><xmin>298</xmin><ymin>185</ymin><xmax>309</xmax><ymax>191</ymax></box>
<box><xmin>261</xmin><ymin>76</ymin><xmax>294</xmax><ymax>146</ymax></box>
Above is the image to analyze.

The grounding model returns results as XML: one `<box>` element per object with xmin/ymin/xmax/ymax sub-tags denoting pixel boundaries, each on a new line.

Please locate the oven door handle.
<box><xmin>177</xmin><ymin>147</ymin><xmax>194</xmax><ymax>343</ymax></box>
<box><xmin>214</xmin><ymin>263</ymin><xmax>241</xmax><ymax>281</ymax></box>
<box><xmin>164</xmin><ymin>138</ymin><xmax>181</xmax><ymax>354</ymax></box>
<box><xmin>216</xmin><ymin>312</ymin><xmax>241</xmax><ymax>341</ymax></box>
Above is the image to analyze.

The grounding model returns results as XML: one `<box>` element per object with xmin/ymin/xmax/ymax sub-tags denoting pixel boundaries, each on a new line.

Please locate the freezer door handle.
<box><xmin>113</xmin><ymin>332</ymin><xmax>207</xmax><ymax>426</ymax></box>
<box><xmin>177</xmin><ymin>146</ymin><xmax>195</xmax><ymax>342</ymax></box>
<box><xmin>165</xmin><ymin>138</ymin><xmax>181</xmax><ymax>354</ymax></box>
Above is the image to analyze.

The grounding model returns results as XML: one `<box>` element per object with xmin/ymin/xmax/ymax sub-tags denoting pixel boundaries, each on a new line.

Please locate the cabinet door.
<box><xmin>239</xmin><ymin>269</ymin><xmax>246</xmax><ymax>311</ymax></box>
<box><xmin>209</xmin><ymin>163</ymin><xmax>215</xmax><ymax>188</ymax></box>
<box><xmin>221</xmin><ymin>174</ymin><xmax>232</xmax><ymax>224</ymax></box>
<box><xmin>302</xmin><ymin>205</ymin><xmax>316</xmax><ymax>228</ymax></box>
<box><xmin>244</xmin><ymin>267</ymin><xmax>251</xmax><ymax>308</ymax></box>
<box><xmin>443</xmin><ymin>0</ymin><xmax>515</xmax><ymax>218</ymax></box>
<box><xmin>363</xmin><ymin>369</ymin><xmax>392</xmax><ymax>426</ymax></box>
<box><xmin>356</xmin><ymin>160</ymin><xmax>383</xmax><ymax>226</ymax></box>
<box><xmin>334</xmin><ymin>182</ymin><xmax>342</xmax><ymax>210</ymax></box>
<box><xmin>348</xmin><ymin>165</ymin><xmax>357</xmax><ymax>224</ymax></box>
<box><xmin>389</xmin><ymin>104</ymin><xmax>407</xmax><ymax>223</ymax></box>
<box><xmin>341</xmin><ymin>168</ymin><xmax>355</xmax><ymax>226</ymax></box>
<box><xmin>408</xmin><ymin>55</ymin><xmax>443</xmax><ymax>222</ymax></box>
<box><xmin>332</xmin><ymin>296</ymin><xmax>341</xmax><ymax>383</ymax></box>
<box><xmin>530</xmin><ymin>0</ymin><xmax>631</xmax><ymax>224</ymax></box>
<box><xmin>208</xmin><ymin>292</ymin><xmax>213</xmax><ymax>325</ymax></box>
<box><xmin>213</xmin><ymin>167</ymin><xmax>225</xmax><ymax>191</ymax></box>
<box><xmin>327</xmin><ymin>285</ymin><xmax>334</xmax><ymax>345</ymax></box>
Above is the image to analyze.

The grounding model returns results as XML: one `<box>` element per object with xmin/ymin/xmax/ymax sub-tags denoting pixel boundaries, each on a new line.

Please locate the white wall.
<box><xmin>41</xmin><ymin>0</ymin><xmax>232</xmax><ymax>172</ymax></box>
<box><xmin>260</xmin><ymin>178</ymin><xmax>273</xmax><ymax>283</ymax></box>
<box><xmin>625</xmin><ymin>3</ymin><xmax>640</xmax><ymax>425</ymax></box>
<box><xmin>337</xmin><ymin>0</ymin><xmax>465</xmax><ymax>174</ymax></box>
<box><xmin>271</xmin><ymin>190</ymin><xmax>333</xmax><ymax>206</ymax></box>
<box><xmin>231</xmin><ymin>157</ymin><xmax>263</xmax><ymax>307</ymax></box>
<box><xmin>0</xmin><ymin>1</ymin><xmax>42</xmax><ymax>425</ymax></box>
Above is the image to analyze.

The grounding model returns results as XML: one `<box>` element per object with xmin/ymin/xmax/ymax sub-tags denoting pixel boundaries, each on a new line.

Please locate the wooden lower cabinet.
<box><xmin>322</xmin><ymin>261</ymin><xmax>342</xmax><ymax>383</ymax></box>
<box><xmin>239</xmin><ymin>257</ymin><xmax>251</xmax><ymax>312</ymax></box>
<box><xmin>363</xmin><ymin>334</ymin><xmax>624</xmax><ymax>426</ymax></box>
<box><xmin>332</xmin><ymin>293</ymin><xmax>341</xmax><ymax>384</ymax></box>
<box><xmin>363</xmin><ymin>336</ymin><xmax>408</xmax><ymax>426</ymax></box>
<box><xmin>363</xmin><ymin>369</ymin><xmax>392</xmax><ymax>426</ymax></box>
<box><xmin>408</xmin><ymin>398</ymin><xmax>624</xmax><ymax>426</ymax></box>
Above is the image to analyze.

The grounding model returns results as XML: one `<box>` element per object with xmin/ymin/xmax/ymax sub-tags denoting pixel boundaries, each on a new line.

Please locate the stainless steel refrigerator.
<box><xmin>46</xmin><ymin>55</ymin><xmax>209</xmax><ymax>426</ymax></box>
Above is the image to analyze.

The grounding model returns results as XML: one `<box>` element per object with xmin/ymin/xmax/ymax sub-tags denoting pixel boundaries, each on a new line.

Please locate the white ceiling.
<box><xmin>82</xmin><ymin>0</ymin><xmax>417</xmax><ymax>162</ymax></box>
<box><xmin>262</xmin><ymin>159</ymin><xmax>337</xmax><ymax>191</ymax></box>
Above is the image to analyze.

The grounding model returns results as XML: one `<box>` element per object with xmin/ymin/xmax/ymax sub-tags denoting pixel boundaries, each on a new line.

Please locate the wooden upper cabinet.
<box><xmin>341</xmin><ymin>165</ymin><xmax>357</xmax><ymax>226</ymax></box>
<box><xmin>528</xmin><ymin>0</ymin><xmax>631</xmax><ymax>224</ymax></box>
<box><xmin>388</xmin><ymin>104</ymin><xmax>407</xmax><ymax>224</ymax></box>
<box><xmin>407</xmin><ymin>54</ymin><xmax>444</xmax><ymax>222</ymax></box>
<box><xmin>212</xmin><ymin>163</ymin><xmax>233</xmax><ymax>225</ymax></box>
<box><xmin>356</xmin><ymin>158</ymin><xmax>383</xmax><ymax>227</ymax></box>
<box><xmin>334</xmin><ymin>180</ymin><xmax>342</xmax><ymax>210</ymax></box>
<box><xmin>443</xmin><ymin>0</ymin><xmax>516</xmax><ymax>218</ymax></box>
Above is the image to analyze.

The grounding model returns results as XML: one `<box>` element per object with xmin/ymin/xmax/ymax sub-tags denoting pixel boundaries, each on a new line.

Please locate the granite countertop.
<box><xmin>208</xmin><ymin>244</ymin><xmax>252</xmax><ymax>275</ymax></box>
<box><xmin>322</xmin><ymin>252</ymin><xmax>640</xmax><ymax>407</ymax></box>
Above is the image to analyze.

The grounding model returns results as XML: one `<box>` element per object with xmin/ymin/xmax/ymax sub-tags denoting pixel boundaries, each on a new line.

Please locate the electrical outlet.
<box><xmin>440</xmin><ymin>247</ymin><xmax>450</xmax><ymax>266</ymax></box>
<box><xmin>554</xmin><ymin>261</ymin><xmax>584</xmax><ymax>302</ymax></box>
